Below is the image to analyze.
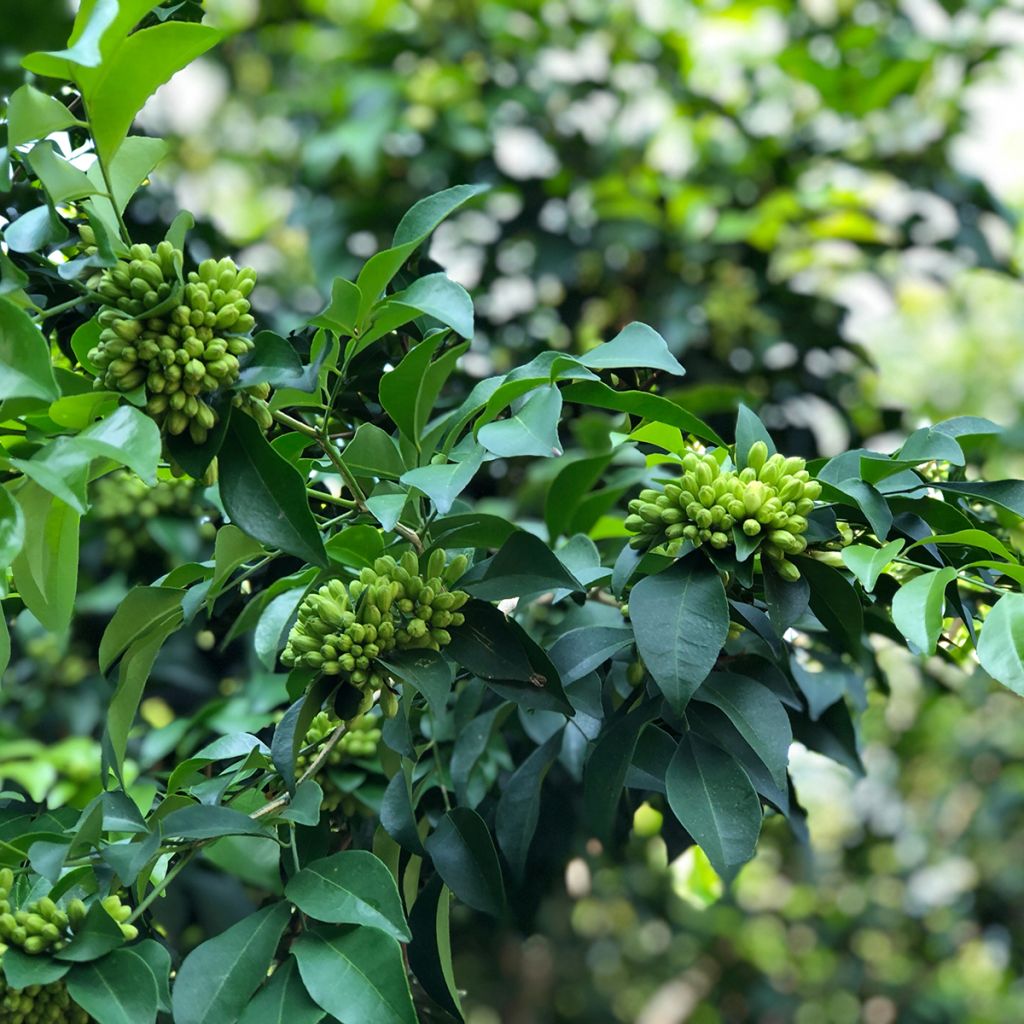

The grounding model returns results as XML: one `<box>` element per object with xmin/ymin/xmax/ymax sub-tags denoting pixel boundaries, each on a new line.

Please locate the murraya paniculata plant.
<box><xmin>2</xmin><ymin>6</ymin><xmax>1024</xmax><ymax>1023</ymax></box>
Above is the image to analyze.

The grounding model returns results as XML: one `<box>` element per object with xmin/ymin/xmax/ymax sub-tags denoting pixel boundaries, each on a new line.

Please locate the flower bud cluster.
<box><xmin>625</xmin><ymin>442</ymin><xmax>822</xmax><ymax>580</ymax></box>
<box><xmin>87</xmin><ymin>244</ymin><xmax>260</xmax><ymax>443</ymax></box>
<box><xmin>0</xmin><ymin>975</ymin><xmax>90</xmax><ymax>1023</ymax></box>
<box><xmin>295</xmin><ymin>711</ymin><xmax>383</xmax><ymax>812</ymax></box>
<box><xmin>281</xmin><ymin>550</ymin><xmax>470</xmax><ymax>709</ymax></box>
<box><xmin>92</xmin><ymin>470</ymin><xmax>212</xmax><ymax>566</ymax></box>
<box><xmin>0</xmin><ymin>872</ymin><xmax>137</xmax><ymax>958</ymax></box>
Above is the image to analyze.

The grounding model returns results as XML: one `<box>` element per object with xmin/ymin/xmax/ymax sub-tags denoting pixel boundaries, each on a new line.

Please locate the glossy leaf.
<box><xmin>238</xmin><ymin>957</ymin><xmax>325</xmax><ymax>1024</ymax></box>
<box><xmin>977</xmin><ymin>593</ymin><xmax>1024</xmax><ymax>696</ymax></box>
<box><xmin>219</xmin><ymin>412</ymin><xmax>327</xmax><ymax>568</ymax></box>
<box><xmin>293</xmin><ymin>924</ymin><xmax>417</xmax><ymax>1024</ymax></box>
<box><xmin>630</xmin><ymin>554</ymin><xmax>730</xmax><ymax>713</ymax></box>
<box><xmin>891</xmin><ymin>567</ymin><xmax>957</xmax><ymax>655</ymax></box>
<box><xmin>171</xmin><ymin>902</ymin><xmax>292</xmax><ymax>1024</ymax></box>
<box><xmin>285</xmin><ymin>850</ymin><xmax>411</xmax><ymax>941</ymax></box>
<box><xmin>424</xmin><ymin>807</ymin><xmax>506</xmax><ymax>917</ymax></box>
<box><xmin>0</xmin><ymin>298</ymin><xmax>60</xmax><ymax>401</ymax></box>
<box><xmin>665</xmin><ymin>732</ymin><xmax>762</xmax><ymax>882</ymax></box>
<box><xmin>66</xmin><ymin>948</ymin><xmax>159</xmax><ymax>1024</ymax></box>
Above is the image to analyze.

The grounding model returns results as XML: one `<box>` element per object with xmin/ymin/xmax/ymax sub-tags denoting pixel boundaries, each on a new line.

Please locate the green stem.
<box><xmin>306</xmin><ymin>487</ymin><xmax>357</xmax><ymax>510</ymax></box>
<box><xmin>126</xmin><ymin>849</ymin><xmax>195</xmax><ymax>924</ymax></box>
<box><xmin>96</xmin><ymin>151</ymin><xmax>132</xmax><ymax>244</ymax></box>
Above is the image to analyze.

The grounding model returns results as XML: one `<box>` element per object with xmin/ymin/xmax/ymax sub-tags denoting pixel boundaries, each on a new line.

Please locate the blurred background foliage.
<box><xmin>5</xmin><ymin>0</ymin><xmax>1024</xmax><ymax>1021</ymax></box>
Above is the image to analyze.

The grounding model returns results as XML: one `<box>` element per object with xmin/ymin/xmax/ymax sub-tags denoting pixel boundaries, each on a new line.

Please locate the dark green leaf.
<box><xmin>446</xmin><ymin>600</ymin><xmax>533</xmax><ymax>682</ymax></box>
<box><xmin>407</xmin><ymin>877</ymin><xmax>463</xmax><ymax>1022</ymax></box>
<box><xmin>495</xmin><ymin>733</ymin><xmax>561</xmax><ymax>881</ymax></box>
<box><xmin>583</xmin><ymin>699</ymin><xmax>660</xmax><ymax>841</ymax></box>
<box><xmin>285</xmin><ymin>850</ymin><xmax>411</xmax><ymax>942</ymax></box>
<box><xmin>66</xmin><ymin>948</ymin><xmax>158</xmax><ymax>1024</ymax></box>
<box><xmin>665</xmin><ymin>732</ymin><xmax>761</xmax><ymax>882</ymax></box>
<box><xmin>794</xmin><ymin>557</ymin><xmax>864</xmax><ymax>656</ymax></box>
<box><xmin>694</xmin><ymin>673</ymin><xmax>792</xmax><ymax>789</ymax></box>
<box><xmin>376</xmin><ymin>648</ymin><xmax>454</xmax><ymax>716</ymax></box>
<box><xmin>238</xmin><ymin>957</ymin><xmax>325</xmax><ymax>1024</ymax></box>
<box><xmin>462</xmin><ymin>530</ymin><xmax>583</xmax><ymax>600</ymax></box>
<box><xmin>561</xmin><ymin>381</ymin><xmax>727</xmax><ymax>447</ymax></box>
<box><xmin>292</xmin><ymin>924</ymin><xmax>417</xmax><ymax>1024</ymax></box>
<box><xmin>171</xmin><ymin>903</ymin><xmax>292</xmax><ymax>1024</ymax></box>
<box><xmin>630</xmin><ymin>554</ymin><xmax>729</xmax><ymax>713</ymax></box>
<box><xmin>160</xmin><ymin>805</ymin><xmax>272</xmax><ymax>841</ymax></box>
<box><xmin>424</xmin><ymin>808</ymin><xmax>506</xmax><ymax>918</ymax></box>
<box><xmin>219</xmin><ymin>412</ymin><xmax>327</xmax><ymax>567</ymax></box>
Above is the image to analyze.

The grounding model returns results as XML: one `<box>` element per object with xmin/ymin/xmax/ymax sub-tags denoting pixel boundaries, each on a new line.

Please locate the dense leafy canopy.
<box><xmin>1</xmin><ymin>3</ymin><xmax>1023</xmax><ymax>1023</ymax></box>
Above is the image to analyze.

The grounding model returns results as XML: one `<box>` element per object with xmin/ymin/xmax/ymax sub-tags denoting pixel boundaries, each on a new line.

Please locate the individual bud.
<box><xmin>746</xmin><ymin>441</ymin><xmax>769</xmax><ymax>473</ymax></box>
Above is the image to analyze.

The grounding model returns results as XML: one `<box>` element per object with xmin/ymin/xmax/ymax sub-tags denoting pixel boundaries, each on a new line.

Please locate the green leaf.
<box><xmin>478</xmin><ymin>385</ymin><xmax>563</xmax><ymax>458</ymax></box>
<box><xmin>898</xmin><ymin>427</ymin><xmax>965</xmax><ymax>466</ymax></box>
<box><xmin>562</xmin><ymin>380</ymin><xmax>727</xmax><ymax>447</ymax></box>
<box><xmin>55</xmin><ymin>901</ymin><xmax>126</xmax><ymax>963</ymax></box>
<box><xmin>105</xmin><ymin>614</ymin><xmax>180</xmax><ymax>774</ymax></box>
<box><xmin>665</xmin><ymin>732</ymin><xmax>762</xmax><ymax>882</ymax></box>
<box><xmin>99</xmin><ymin>585</ymin><xmax>183</xmax><ymax>673</ymax></box>
<box><xmin>693</xmin><ymin>673</ymin><xmax>792</xmax><ymax>790</ymax></box>
<box><xmin>254</xmin><ymin>586</ymin><xmax>305</xmax><ymax>671</ymax></box>
<box><xmin>2</xmin><ymin>204</ymin><xmax>68</xmax><ymax>254</ymax></box>
<box><xmin>219</xmin><ymin>412</ymin><xmax>327</xmax><ymax>568</ymax></box>
<box><xmin>380</xmin><ymin>767</ymin><xmax>425</xmax><ymax>855</ymax></box>
<box><xmin>376</xmin><ymin>648</ymin><xmax>454</xmax><ymax>716</ymax></box>
<box><xmin>129</xmin><ymin>941</ymin><xmax>172</xmax><ymax>1014</ymax></box>
<box><xmin>544</xmin><ymin>453</ymin><xmax>612</xmax><ymax>540</ymax></box>
<box><xmin>340</xmin><ymin>423</ymin><xmax>406</xmax><ymax>479</ymax></box>
<box><xmin>379</xmin><ymin>335</ymin><xmax>466</xmax><ymax>445</ymax></box>
<box><xmin>292</xmin><ymin>924</ymin><xmax>417</xmax><ymax>1024</ymax></box>
<box><xmin>10</xmin><ymin>482</ymin><xmax>80</xmax><ymax>633</ymax></box>
<box><xmin>1</xmin><ymin>946</ymin><xmax>70</xmax><ymax>987</ymax></box>
<box><xmin>794</xmin><ymin>557</ymin><xmax>864</xmax><ymax>656</ymax></box>
<box><xmin>6</xmin><ymin>85</ymin><xmax>83</xmax><ymax>147</ymax></box>
<box><xmin>579</xmin><ymin>321</ymin><xmax>684</xmax><ymax>375</ymax></box>
<box><xmin>630</xmin><ymin>554</ymin><xmax>729</xmax><ymax>713</ymax></box>
<box><xmin>734</xmin><ymin>405</ymin><xmax>776</xmax><ymax>468</ymax></box>
<box><xmin>547</xmin><ymin>626</ymin><xmax>634</xmax><ymax>686</ymax></box>
<box><xmin>0</xmin><ymin>298</ymin><xmax>60</xmax><ymax>401</ymax></box>
<box><xmin>82</xmin><ymin>22</ymin><xmax>223</xmax><ymax>164</ymax></box>
<box><xmin>424</xmin><ymin>807</ymin><xmax>506</xmax><ymax>917</ymax></box>
<box><xmin>393</xmin><ymin>184</ymin><xmax>491</xmax><ymax>248</ymax></box>
<box><xmin>583</xmin><ymin>699</ymin><xmax>659</xmax><ymax>841</ymax></box>
<box><xmin>461</xmin><ymin>530</ymin><xmax>583</xmax><ymax>600</ymax></box>
<box><xmin>891</xmin><ymin>567</ymin><xmax>957</xmax><ymax>655</ymax></box>
<box><xmin>393</xmin><ymin>272</ymin><xmax>474</xmax><ymax>338</ymax></box>
<box><xmin>355</xmin><ymin>184</ymin><xmax>489</xmax><ymax>324</ymax></box>
<box><xmin>76</xmin><ymin>405</ymin><xmax>162</xmax><ymax>483</ymax></box>
<box><xmin>239</xmin><ymin>958</ymin><xmax>325</xmax><ymax>1024</ymax></box>
<box><xmin>495</xmin><ymin>733</ymin><xmax>561</xmax><ymax>881</ymax></box>
<box><xmin>310</xmin><ymin>277</ymin><xmax>361</xmax><ymax>334</ymax></box>
<box><xmin>400</xmin><ymin>448</ymin><xmax>484</xmax><ymax>515</ymax></box>
<box><xmin>171</xmin><ymin>903</ymin><xmax>293</xmax><ymax>1024</ymax></box>
<box><xmin>407</xmin><ymin>877</ymin><xmax>463</xmax><ymax>1022</ymax></box>
<box><xmin>445</xmin><ymin>600</ymin><xmax>534</xmax><ymax>682</ymax></box>
<box><xmin>935</xmin><ymin>480</ymin><xmax>1024</xmax><ymax>520</ymax></box>
<box><xmin>977</xmin><ymin>593</ymin><xmax>1024</xmax><ymax>696</ymax></box>
<box><xmin>324</xmin><ymin>524</ymin><xmax>385</xmax><ymax>569</ymax></box>
<box><xmin>27</xmin><ymin>142</ymin><xmax>101</xmax><ymax>203</ymax></box>
<box><xmin>66</xmin><ymin>948</ymin><xmax>159</xmax><ymax>1024</ymax></box>
<box><xmin>237</xmin><ymin>332</ymin><xmax>304</xmax><ymax>389</ymax></box>
<box><xmin>207</xmin><ymin>524</ymin><xmax>265</xmax><ymax>606</ymax></box>
<box><xmin>906</xmin><ymin>530</ymin><xmax>1018</xmax><ymax>564</ymax></box>
<box><xmin>160</xmin><ymin>805</ymin><xmax>272</xmax><ymax>841</ymax></box>
<box><xmin>841</xmin><ymin>539</ymin><xmax>905</xmax><ymax>592</ymax></box>
<box><xmin>285</xmin><ymin>850</ymin><xmax>411</xmax><ymax>942</ymax></box>
<box><xmin>0</xmin><ymin>486</ymin><xmax>26</xmax><ymax>570</ymax></box>
<box><xmin>86</xmin><ymin>135</ymin><xmax>169</xmax><ymax>215</ymax></box>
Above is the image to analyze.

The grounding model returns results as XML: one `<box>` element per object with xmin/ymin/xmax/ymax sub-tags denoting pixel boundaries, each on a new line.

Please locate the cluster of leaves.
<box><xmin>120</xmin><ymin>0</ymin><xmax>1018</xmax><ymax>455</ymax></box>
<box><xmin>1</xmin><ymin>4</ymin><xmax>1024</xmax><ymax>1024</ymax></box>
